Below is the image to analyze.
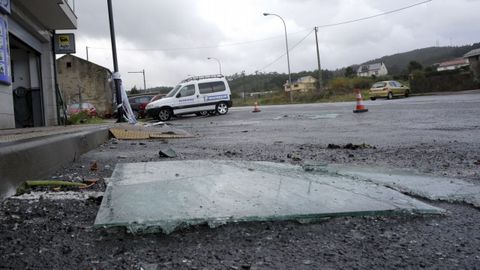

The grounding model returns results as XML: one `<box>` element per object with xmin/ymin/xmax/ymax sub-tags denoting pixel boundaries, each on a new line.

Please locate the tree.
<box><xmin>408</xmin><ymin>61</ymin><xmax>423</xmax><ymax>74</ymax></box>
<box><xmin>130</xmin><ymin>86</ymin><xmax>139</xmax><ymax>95</ymax></box>
<box><xmin>344</xmin><ymin>66</ymin><xmax>355</xmax><ymax>77</ymax></box>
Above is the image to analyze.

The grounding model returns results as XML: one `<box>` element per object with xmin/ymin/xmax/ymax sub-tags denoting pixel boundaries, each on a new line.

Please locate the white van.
<box><xmin>146</xmin><ymin>75</ymin><xmax>232</xmax><ymax>121</ymax></box>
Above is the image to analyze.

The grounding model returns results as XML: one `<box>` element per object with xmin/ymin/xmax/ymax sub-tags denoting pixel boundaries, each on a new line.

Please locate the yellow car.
<box><xmin>369</xmin><ymin>80</ymin><xmax>410</xmax><ymax>100</ymax></box>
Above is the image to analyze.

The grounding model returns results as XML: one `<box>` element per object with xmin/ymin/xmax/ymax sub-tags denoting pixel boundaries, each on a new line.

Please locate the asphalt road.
<box><xmin>1</xmin><ymin>91</ymin><xmax>480</xmax><ymax>269</ymax></box>
<box><xmin>172</xmin><ymin>90</ymin><xmax>480</xmax><ymax>147</ymax></box>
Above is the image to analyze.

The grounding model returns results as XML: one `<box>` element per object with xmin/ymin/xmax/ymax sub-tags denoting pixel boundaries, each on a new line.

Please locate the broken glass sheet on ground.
<box><xmin>309</xmin><ymin>164</ymin><xmax>480</xmax><ymax>208</ymax></box>
<box><xmin>94</xmin><ymin>160</ymin><xmax>444</xmax><ymax>234</ymax></box>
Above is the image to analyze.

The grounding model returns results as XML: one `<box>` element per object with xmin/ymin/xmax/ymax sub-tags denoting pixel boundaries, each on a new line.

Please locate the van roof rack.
<box><xmin>181</xmin><ymin>74</ymin><xmax>224</xmax><ymax>83</ymax></box>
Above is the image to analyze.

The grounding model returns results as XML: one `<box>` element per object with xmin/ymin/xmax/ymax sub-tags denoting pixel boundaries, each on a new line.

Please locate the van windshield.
<box><xmin>166</xmin><ymin>85</ymin><xmax>181</xmax><ymax>98</ymax></box>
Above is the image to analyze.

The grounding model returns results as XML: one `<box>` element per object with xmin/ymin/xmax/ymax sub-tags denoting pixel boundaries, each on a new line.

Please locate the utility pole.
<box><xmin>128</xmin><ymin>69</ymin><xmax>147</xmax><ymax>91</ymax></box>
<box><xmin>314</xmin><ymin>27</ymin><xmax>322</xmax><ymax>93</ymax></box>
<box><xmin>86</xmin><ymin>46</ymin><xmax>89</xmax><ymax>61</ymax></box>
<box><xmin>107</xmin><ymin>0</ymin><xmax>124</xmax><ymax>122</ymax></box>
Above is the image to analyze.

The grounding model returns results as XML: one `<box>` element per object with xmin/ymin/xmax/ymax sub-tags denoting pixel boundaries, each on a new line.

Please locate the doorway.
<box><xmin>10</xmin><ymin>34</ymin><xmax>44</xmax><ymax>128</ymax></box>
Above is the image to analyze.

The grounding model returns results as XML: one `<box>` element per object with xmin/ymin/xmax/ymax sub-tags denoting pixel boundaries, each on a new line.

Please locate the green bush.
<box><xmin>410</xmin><ymin>69</ymin><xmax>477</xmax><ymax>93</ymax></box>
<box><xmin>328</xmin><ymin>77</ymin><xmax>374</xmax><ymax>95</ymax></box>
<box><xmin>67</xmin><ymin>111</ymin><xmax>104</xmax><ymax>125</ymax></box>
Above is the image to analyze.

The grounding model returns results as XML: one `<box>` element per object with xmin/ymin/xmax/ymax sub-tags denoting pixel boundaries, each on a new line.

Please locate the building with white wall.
<box><xmin>436</xmin><ymin>58</ymin><xmax>470</xmax><ymax>72</ymax></box>
<box><xmin>357</xmin><ymin>62</ymin><xmax>388</xmax><ymax>77</ymax></box>
<box><xmin>0</xmin><ymin>0</ymin><xmax>76</xmax><ymax>129</ymax></box>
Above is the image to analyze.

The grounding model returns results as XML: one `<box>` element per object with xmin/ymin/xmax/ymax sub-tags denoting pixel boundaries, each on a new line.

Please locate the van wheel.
<box><xmin>216</xmin><ymin>102</ymin><xmax>228</xmax><ymax>115</ymax></box>
<box><xmin>405</xmin><ymin>90</ymin><xmax>410</xmax><ymax>97</ymax></box>
<box><xmin>370</xmin><ymin>97</ymin><xmax>376</xmax><ymax>101</ymax></box>
<box><xmin>387</xmin><ymin>92</ymin><xmax>393</xmax><ymax>100</ymax></box>
<box><xmin>208</xmin><ymin>110</ymin><xmax>217</xmax><ymax>116</ymax></box>
<box><xmin>198</xmin><ymin>111</ymin><xmax>209</xmax><ymax>116</ymax></box>
<box><xmin>158</xmin><ymin>108</ymin><xmax>172</xmax><ymax>121</ymax></box>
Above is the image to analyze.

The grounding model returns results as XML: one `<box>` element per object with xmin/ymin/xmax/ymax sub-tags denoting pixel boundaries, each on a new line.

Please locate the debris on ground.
<box><xmin>16</xmin><ymin>179</ymin><xmax>100</xmax><ymax>194</ymax></box>
<box><xmin>90</xmin><ymin>161</ymin><xmax>98</xmax><ymax>172</ymax></box>
<box><xmin>94</xmin><ymin>160</ymin><xmax>444</xmax><ymax>234</ymax></box>
<box><xmin>10</xmin><ymin>190</ymin><xmax>104</xmax><ymax>201</ymax></box>
<box><xmin>16</xmin><ymin>180</ymin><xmax>88</xmax><ymax>194</ymax></box>
<box><xmin>79</xmin><ymin>179</ymin><xmax>99</xmax><ymax>189</ymax></box>
<box><xmin>287</xmin><ymin>153</ymin><xmax>302</xmax><ymax>161</ymax></box>
<box><xmin>327</xmin><ymin>143</ymin><xmax>376</xmax><ymax>150</ymax></box>
<box><xmin>158</xmin><ymin>147</ymin><xmax>178</xmax><ymax>158</ymax></box>
<box><xmin>109</xmin><ymin>123</ymin><xmax>194</xmax><ymax>140</ymax></box>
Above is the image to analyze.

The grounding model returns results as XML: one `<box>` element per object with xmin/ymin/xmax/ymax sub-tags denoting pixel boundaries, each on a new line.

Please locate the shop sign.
<box><xmin>54</xmin><ymin>33</ymin><xmax>76</xmax><ymax>54</ymax></box>
<box><xmin>0</xmin><ymin>16</ymin><xmax>10</xmax><ymax>85</ymax></box>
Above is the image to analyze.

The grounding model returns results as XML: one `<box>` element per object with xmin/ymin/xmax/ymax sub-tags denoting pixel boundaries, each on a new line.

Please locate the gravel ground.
<box><xmin>1</xmin><ymin>130</ymin><xmax>480</xmax><ymax>269</ymax></box>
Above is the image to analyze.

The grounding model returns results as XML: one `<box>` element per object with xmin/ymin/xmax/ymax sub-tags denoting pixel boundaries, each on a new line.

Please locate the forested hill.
<box><xmin>361</xmin><ymin>43</ymin><xmax>480</xmax><ymax>75</ymax></box>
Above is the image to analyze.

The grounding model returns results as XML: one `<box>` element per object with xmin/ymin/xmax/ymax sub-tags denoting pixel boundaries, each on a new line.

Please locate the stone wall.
<box><xmin>57</xmin><ymin>55</ymin><xmax>113</xmax><ymax>117</ymax></box>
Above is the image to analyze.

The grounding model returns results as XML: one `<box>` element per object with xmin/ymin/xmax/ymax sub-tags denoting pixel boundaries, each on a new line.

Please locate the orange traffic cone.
<box><xmin>252</xmin><ymin>102</ymin><xmax>261</xmax><ymax>113</ymax></box>
<box><xmin>353</xmin><ymin>89</ymin><xmax>368</xmax><ymax>113</ymax></box>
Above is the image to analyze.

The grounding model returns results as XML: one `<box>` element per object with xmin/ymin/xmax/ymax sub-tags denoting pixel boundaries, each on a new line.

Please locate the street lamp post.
<box><xmin>263</xmin><ymin>12</ymin><xmax>293</xmax><ymax>103</ymax></box>
<box><xmin>107</xmin><ymin>0</ymin><xmax>124</xmax><ymax>122</ymax></box>
<box><xmin>128</xmin><ymin>69</ymin><xmax>147</xmax><ymax>91</ymax></box>
<box><xmin>207</xmin><ymin>57</ymin><xmax>222</xmax><ymax>75</ymax></box>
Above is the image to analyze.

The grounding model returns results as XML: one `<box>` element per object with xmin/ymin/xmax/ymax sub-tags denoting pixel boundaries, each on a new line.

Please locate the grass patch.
<box><xmin>67</xmin><ymin>111</ymin><xmax>107</xmax><ymax>125</ymax></box>
<box><xmin>233</xmin><ymin>89</ymin><xmax>370</xmax><ymax>107</ymax></box>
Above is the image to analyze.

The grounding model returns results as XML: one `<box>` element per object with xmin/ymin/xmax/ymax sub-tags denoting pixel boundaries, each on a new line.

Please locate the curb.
<box><xmin>0</xmin><ymin>127</ymin><xmax>110</xmax><ymax>200</ymax></box>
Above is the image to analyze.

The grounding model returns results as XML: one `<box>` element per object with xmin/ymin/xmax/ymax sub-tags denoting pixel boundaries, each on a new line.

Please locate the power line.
<box><xmin>257</xmin><ymin>0</ymin><xmax>432</xmax><ymax>74</ymax></box>
<box><xmin>315</xmin><ymin>0</ymin><xmax>432</xmax><ymax>28</ymax></box>
<box><xmin>86</xmin><ymin>29</ymin><xmax>312</xmax><ymax>53</ymax></box>
<box><xmin>87</xmin><ymin>0</ymin><xmax>432</xmax><ymax>76</ymax></box>
<box><xmin>258</xmin><ymin>29</ymin><xmax>314</xmax><ymax>72</ymax></box>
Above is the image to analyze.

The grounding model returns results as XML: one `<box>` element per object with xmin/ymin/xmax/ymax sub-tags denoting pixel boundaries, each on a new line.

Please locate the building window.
<box><xmin>66</xmin><ymin>62</ymin><xmax>72</xmax><ymax>68</ymax></box>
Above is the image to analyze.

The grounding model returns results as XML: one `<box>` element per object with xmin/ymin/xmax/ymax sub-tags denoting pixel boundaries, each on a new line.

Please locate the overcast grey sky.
<box><xmin>65</xmin><ymin>0</ymin><xmax>480</xmax><ymax>89</ymax></box>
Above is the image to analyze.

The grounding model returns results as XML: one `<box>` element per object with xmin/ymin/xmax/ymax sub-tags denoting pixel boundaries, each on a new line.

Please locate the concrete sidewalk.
<box><xmin>0</xmin><ymin>124</ymin><xmax>112</xmax><ymax>200</ymax></box>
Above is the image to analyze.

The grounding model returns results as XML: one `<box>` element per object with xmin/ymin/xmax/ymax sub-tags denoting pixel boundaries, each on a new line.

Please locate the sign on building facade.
<box><xmin>0</xmin><ymin>16</ymin><xmax>10</xmax><ymax>85</ymax></box>
<box><xmin>54</xmin><ymin>33</ymin><xmax>76</xmax><ymax>54</ymax></box>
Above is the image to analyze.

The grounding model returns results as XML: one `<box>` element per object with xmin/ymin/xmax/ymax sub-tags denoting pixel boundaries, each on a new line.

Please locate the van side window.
<box><xmin>199</xmin><ymin>81</ymin><xmax>226</xmax><ymax>94</ymax></box>
<box><xmin>178</xmin><ymin>85</ymin><xmax>195</xmax><ymax>97</ymax></box>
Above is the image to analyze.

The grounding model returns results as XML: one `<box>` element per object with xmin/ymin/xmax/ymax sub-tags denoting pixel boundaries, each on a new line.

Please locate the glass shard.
<box><xmin>315</xmin><ymin>164</ymin><xmax>480</xmax><ymax>207</ymax></box>
<box><xmin>95</xmin><ymin>160</ymin><xmax>444</xmax><ymax>234</ymax></box>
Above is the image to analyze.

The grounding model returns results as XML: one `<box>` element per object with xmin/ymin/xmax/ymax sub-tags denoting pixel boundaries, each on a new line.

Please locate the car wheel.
<box><xmin>405</xmin><ymin>90</ymin><xmax>410</xmax><ymax>98</ymax></box>
<box><xmin>208</xmin><ymin>110</ymin><xmax>217</xmax><ymax>116</ymax></box>
<box><xmin>216</xmin><ymin>102</ymin><xmax>228</xmax><ymax>115</ymax></box>
<box><xmin>370</xmin><ymin>97</ymin><xmax>376</xmax><ymax>101</ymax></box>
<box><xmin>158</xmin><ymin>108</ymin><xmax>172</xmax><ymax>121</ymax></box>
<box><xmin>387</xmin><ymin>92</ymin><xmax>393</xmax><ymax>100</ymax></box>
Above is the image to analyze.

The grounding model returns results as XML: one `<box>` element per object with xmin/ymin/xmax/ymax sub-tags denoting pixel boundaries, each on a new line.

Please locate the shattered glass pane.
<box><xmin>95</xmin><ymin>160</ymin><xmax>444</xmax><ymax>234</ymax></box>
<box><xmin>313</xmin><ymin>164</ymin><xmax>480</xmax><ymax>208</ymax></box>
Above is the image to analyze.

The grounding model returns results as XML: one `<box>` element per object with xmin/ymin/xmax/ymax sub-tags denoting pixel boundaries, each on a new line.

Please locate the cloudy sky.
<box><xmin>64</xmin><ymin>0</ymin><xmax>480</xmax><ymax>89</ymax></box>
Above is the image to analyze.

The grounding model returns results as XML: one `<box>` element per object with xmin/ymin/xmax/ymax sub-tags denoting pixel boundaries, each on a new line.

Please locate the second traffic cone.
<box><xmin>353</xmin><ymin>89</ymin><xmax>368</xmax><ymax>113</ymax></box>
<box><xmin>252</xmin><ymin>101</ymin><xmax>261</xmax><ymax>113</ymax></box>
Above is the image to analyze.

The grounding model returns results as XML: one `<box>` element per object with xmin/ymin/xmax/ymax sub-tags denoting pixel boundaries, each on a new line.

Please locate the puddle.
<box><xmin>307</xmin><ymin>113</ymin><xmax>340</xmax><ymax>120</ymax></box>
<box><xmin>273</xmin><ymin>113</ymin><xmax>339</xmax><ymax>120</ymax></box>
<box><xmin>94</xmin><ymin>160</ymin><xmax>443</xmax><ymax>234</ymax></box>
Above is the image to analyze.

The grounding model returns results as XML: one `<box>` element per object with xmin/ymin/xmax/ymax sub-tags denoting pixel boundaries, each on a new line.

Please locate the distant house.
<box><xmin>436</xmin><ymin>58</ymin><xmax>470</xmax><ymax>71</ymax></box>
<box><xmin>464</xmin><ymin>48</ymin><xmax>480</xmax><ymax>82</ymax></box>
<box><xmin>284</xmin><ymin>76</ymin><xmax>317</xmax><ymax>92</ymax></box>
<box><xmin>357</xmin><ymin>62</ymin><xmax>388</xmax><ymax>77</ymax></box>
<box><xmin>57</xmin><ymin>55</ymin><xmax>114</xmax><ymax>117</ymax></box>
